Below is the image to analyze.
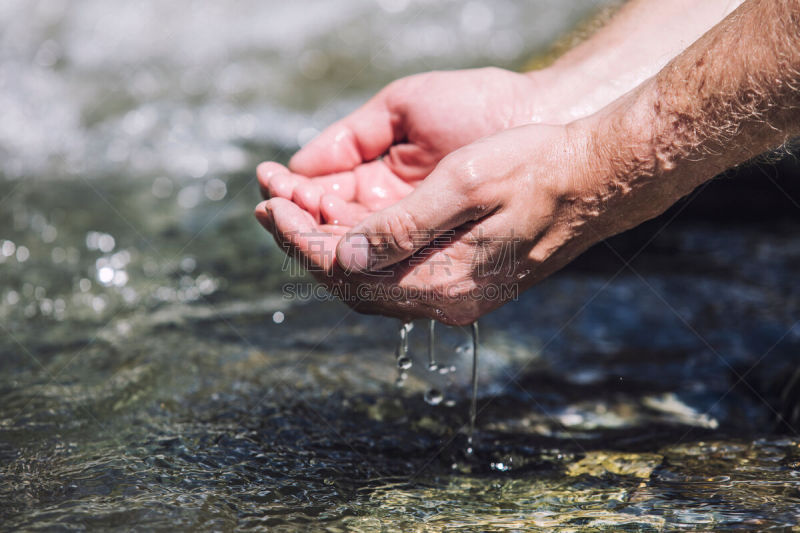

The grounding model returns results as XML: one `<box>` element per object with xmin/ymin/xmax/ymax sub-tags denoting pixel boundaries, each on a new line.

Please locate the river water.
<box><xmin>2</xmin><ymin>0</ymin><xmax>800</xmax><ymax>530</ymax></box>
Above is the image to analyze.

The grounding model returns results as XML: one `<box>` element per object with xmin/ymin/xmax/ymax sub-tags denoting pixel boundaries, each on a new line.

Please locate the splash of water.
<box><xmin>424</xmin><ymin>388</ymin><xmax>443</xmax><ymax>406</ymax></box>
<box><xmin>392</xmin><ymin>319</ymin><xmax>479</xmax><ymax>452</ymax></box>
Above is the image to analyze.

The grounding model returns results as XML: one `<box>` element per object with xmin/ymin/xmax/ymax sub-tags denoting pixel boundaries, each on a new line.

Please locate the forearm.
<box><xmin>575</xmin><ymin>0</ymin><xmax>800</xmax><ymax>239</ymax></box>
<box><xmin>533</xmin><ymin>0</ymin><xmax>744</xmax><ymax>122</ymax></box>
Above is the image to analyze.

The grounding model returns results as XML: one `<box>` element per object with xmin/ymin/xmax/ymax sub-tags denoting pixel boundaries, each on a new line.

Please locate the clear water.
<box><xmin>428</xmin><ymin>319</ymin><xmax>439</xmax><ymax>372</ymax></box>
<box><xmin>3</xmin><ymin>0</ymin><xmax>800</xmax><ymax>530</ymax></box>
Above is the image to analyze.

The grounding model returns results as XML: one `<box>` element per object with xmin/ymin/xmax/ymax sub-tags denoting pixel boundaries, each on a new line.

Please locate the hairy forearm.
<box><xmin>576</xmin><ymin>0</ymin><xmax>800</xmax><ymax>239</ymax></box>
<box><xmin>533</xmin><ymin>0</ymin><xmax>744</xmax><ymax>122</ymax></box>
<box><xmin>648</xmin><ymin>0</ymin><xmax>800</xmax><ymax>174</ymax></box>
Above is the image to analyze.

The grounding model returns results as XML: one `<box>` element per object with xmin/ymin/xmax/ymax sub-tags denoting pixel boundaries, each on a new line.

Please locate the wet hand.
<box><xmin>256</xmin><ymin>68</ymin><xmax>561</xmax><ymax>224</ymax></box>
<box><xmin>256</xmin><ymin>120</ymin><xmax>671</xmax><ymax>325</ymax></box>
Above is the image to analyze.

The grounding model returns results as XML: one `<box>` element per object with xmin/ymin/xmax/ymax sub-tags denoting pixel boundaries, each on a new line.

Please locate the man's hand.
<box><xmin>256</xmin><ymin>120</ymin><xmax>676</xmax><ymax>325</ymax></box>
<box><xmin>257</xmin><ymin>68</ymin><xmax>556</xmax><ymax>224</ymax></box>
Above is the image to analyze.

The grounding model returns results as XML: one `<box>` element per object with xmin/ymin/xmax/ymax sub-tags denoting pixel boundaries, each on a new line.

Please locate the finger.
<box><xmin>318</xmin><ymin>223</ymin><xmax>351</xmax><ymax>236</ymax></box>
<box><xmin>268</xmin><ymin>173</ymin><xmax>309</xmax><ymax>201</ymax></box>
<box><xmin>311</xmin><ymin>171</ymin><xmax>357</xmax><ymax>201</ymax></box>
<box><xmin>335</xmin><ymin>167</ymin><xmax>491</xmax><ymax>272</ymax></box>
<box><xmin>353</xmin><ymin>160</ymin><xmax>415</xmax><ymax>211</ymax></box>
<box><xmin>257</xmin><ymin>161</ymin><xmax>289</xmax><ymax>199</ymax></box>
<box><xmin>320</xmin><ymin>193</ymin><xmax>372</xmax><ymax>226</ymax></box>
<box><xmin>289</xmin><ymin>91</ymin><xmax>399</xmax><ymax>176</ymax></box>
<box><xmin>254</xmin><ymin>200</ymin><xmax>275</xmax><ymax>235</ymax></box>
<box><xmin>383</xmin><ymin>143</ymin><xmax>439</xmax><ymax>182</ymax></box>
<box><xmin>291</xmin><ymin>182</ymin><xmax>325</xmax><ymax>222</ymax></box>
<box><xmin>258</xmin><ymin>198</ymin><xmax>340</xmax><ymax>271</ymax></box>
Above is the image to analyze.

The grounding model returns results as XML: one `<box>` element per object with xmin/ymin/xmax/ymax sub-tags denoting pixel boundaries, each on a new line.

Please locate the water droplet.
<box><xmin>177</xmin><ymin>186</ymin><xmax>201</xmax><ymax>209</ymax></box>
<box><xmin>1</xmin><ymin>240</ymin><xmax>15</xmax><ymax>257</ymax></box>
<box><xmin>91</xmin><ymin>295</ymin><xmax>107</xmax><ymax>313</ymax></box>
<box><xmin>394</xmin><ymin>320</ymin><xmax>413</xmax><ymax>381</ymax></box>
<box><xmin>197</xmin><ymin>275</ymin><xmax>216</xmax><ymax>295</ymax></box>
<box><xmin>97</xmin><ymin>234</ymin><xmax>115</xmax><ymax>253</ymax></box>
<box><xmin>97</xmin><ymin>266</ymin><xmax>114</xmax><ymax>285</ymax></box>
<box><xmin>41</xmin><ymin>225</ymin><xmax>57</xmax><ymax>243</ymax></box>
<box><xmin>490</xmin><ymin>461</ymin><xmax>510</xmax><ymax>472</ymax></box>
<box><xmin>424</xmin><ymin>388</ymin><xmax>443</xmax><ymax>406</ymax></box>
<box><xmin>204</xmin><ymin>178</ymin><xmax>227</xmax><ymax>201</ymax></box>
<box><xmin>112</xmin><ymin>270</ymin><xmax>128</xmax><ymax>287</ymax></box>
<box><xmin>180</xmin><ymin>256</ymin><xmax>197</xmax><ymax>273</ymax></box>
<box><xmin>16</xmin><ymin>246</ymin><xmax>30</xmax><ymax>262</ymax></box>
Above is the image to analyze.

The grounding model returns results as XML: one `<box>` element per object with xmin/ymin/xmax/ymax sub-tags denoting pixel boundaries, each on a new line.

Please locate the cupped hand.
<box><xmin>256</xmin><ymin>68</ymin><xmax>561</xmax><ymax>225</ymax></box>
<box><xmin>256</xmin><ymin>118</ymin><xmax>681</xmax><ymax>325</ymax></box>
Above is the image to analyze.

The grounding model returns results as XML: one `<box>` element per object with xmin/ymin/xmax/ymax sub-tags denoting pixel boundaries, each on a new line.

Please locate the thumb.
<box><xmin>335</xmin><ymin>170</ymin><xmax>487</xmax><ymax>272</ymax></box>
<box><xmin>289</xmin><ymin>91</ymin><xmax>398</xmax><ymax>176</ymax></box>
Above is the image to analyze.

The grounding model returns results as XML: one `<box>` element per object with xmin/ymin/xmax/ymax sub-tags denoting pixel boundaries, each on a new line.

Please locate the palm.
<box><xmin>255</xmin><ymin>196</ymin><xmax>495</xmax><ymax>324</ymax></box>
<box><xmin>258</xmin><ymin>68</ymin><xmax>539</xmax><ymax>225</ymax></box>
<box><xmin>376</xmin><ymin>68</ymin><xmax>538</xmax><ymax>181</ymax></box>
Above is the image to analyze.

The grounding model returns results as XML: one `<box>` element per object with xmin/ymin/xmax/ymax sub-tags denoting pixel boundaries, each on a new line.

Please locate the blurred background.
<box><xmin>2</xmin><ymin>0</ymin><xmax>800</xmax><ymax>530</ymax></box>
<box><xmin>0</xmin><ymin>0</ymin><xmax>615</xmax><ymax>323</ymax></box>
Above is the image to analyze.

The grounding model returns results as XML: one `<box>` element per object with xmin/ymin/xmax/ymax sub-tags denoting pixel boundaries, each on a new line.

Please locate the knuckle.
<box><xmin>385</xmin><ymin>211</ymin><xmax>419</xmax><ymax>254</ymax></box>
<box><xmin>293</xmin><ymin>182</ymin><xmax>321</xmax><ymax>201</ymax></box>
<box><xmin>460</xmin><ymin>175</ymin><xmax>483</xmax><ymax>200</ymax></box>
<box><xmin>445</xmin><ymin>152</ymin><xmax>485</xmax><ymax>200</ymax></box>
<box><xmin>291</xmin><ymin>184</ymin><xmax>309</xmax><ymax>202</ymax></box>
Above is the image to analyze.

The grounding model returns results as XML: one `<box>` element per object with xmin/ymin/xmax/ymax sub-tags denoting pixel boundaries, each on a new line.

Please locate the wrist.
<box><xmin>525</xmin><ymin>62</ymin><xmax>652</xmax><ymax>125</ymax></box>
<box><xmin>553</xmin><ymin>82</ymin><xmax>699</xmax><ymax>242</ymax></box>
<box><xmin>523</xmin><ymin>66</ymin><xmax>599</xmax><ymax>124</ymax></box>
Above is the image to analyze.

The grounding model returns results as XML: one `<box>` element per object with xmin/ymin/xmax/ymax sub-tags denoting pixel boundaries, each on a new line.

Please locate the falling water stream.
<box><xmin>467</xmin><ymin>322</ymin><xmax>479</xmax><ymax>455</ymax></box>
<box><xmin>395</xmin><ymin>321</ymin><xmax>413</xmax><ymax>386</ymax></box>
<box><xmin>428</xmin><ymin>319</ymin><xmax>438</xmax><ymax>371</ymax></box>
<box><xmin>396</xmin><ymin>320</ymin><xmax>481</xmax><ymax>454</ymax></box>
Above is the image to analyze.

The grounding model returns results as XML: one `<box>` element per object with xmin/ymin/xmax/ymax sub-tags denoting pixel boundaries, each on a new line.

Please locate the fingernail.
<box><xmin>255</xmin><ymin>204</ymin><xmax>274</xmax><ymax>229</ymax></box>
<box><xmin>338</xmin><ymin>233</ymin><xmax>370</xmax><ymax>272</ymax></box>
